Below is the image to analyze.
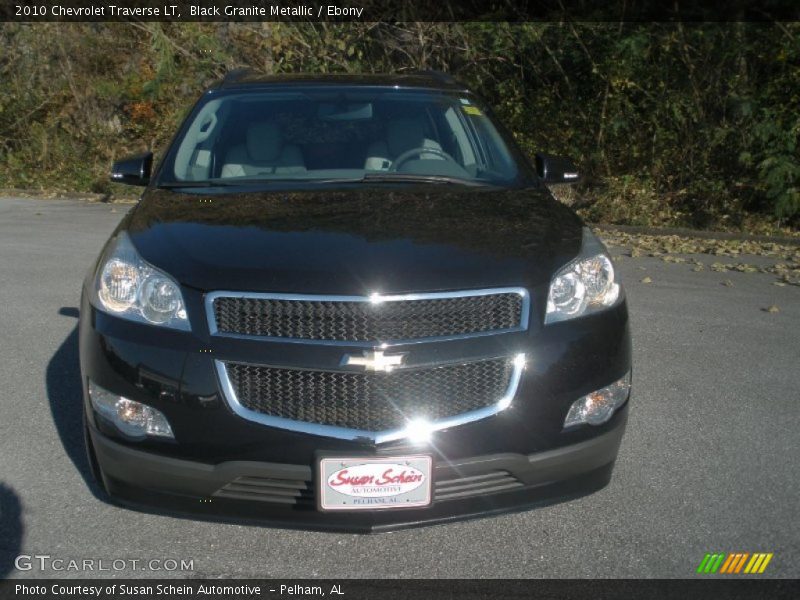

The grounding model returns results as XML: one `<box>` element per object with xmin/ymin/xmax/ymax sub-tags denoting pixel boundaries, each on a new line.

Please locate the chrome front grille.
<box><xmin>210</xmin><ymin>288</ymin><xmax>529</xmax><ymax>442</ymax></box>
<box><xmin>208</xmin><ymin>288</ymin><xmax>528</xmax><ymax>343</ymax></box>
<box><xmin>222</xmin><ymin>357</ymin><xmax>516</xmax><ymax>435</ymax></box>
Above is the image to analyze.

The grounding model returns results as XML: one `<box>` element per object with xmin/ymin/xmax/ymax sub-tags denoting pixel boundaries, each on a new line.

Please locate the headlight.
<box><xmin>89</xmin><ymin>380</ymin><xmax>174</xmax><ymax>439</ymax></box>
<box><xmin>545</xmin><ymin>229</ymin><xmax>621</xmax><ymax>324</ymax></box>
<box><xmin>92</xmin><ymin>232</ymin><xmax>189</xmax><ymax>330</ymax></box>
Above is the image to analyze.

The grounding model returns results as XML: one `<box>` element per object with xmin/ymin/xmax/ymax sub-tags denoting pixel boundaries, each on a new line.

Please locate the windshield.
<box><xmin>159</xmin><ymin>88</ymin><xmax>521</xmax><ymax>187</ymax></box>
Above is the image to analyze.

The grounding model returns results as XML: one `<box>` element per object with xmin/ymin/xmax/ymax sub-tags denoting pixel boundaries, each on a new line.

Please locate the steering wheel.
<box><xmin>389</xmin><ymin>147</ymin><xmax>461</xmax><ymax>172</ymax></box>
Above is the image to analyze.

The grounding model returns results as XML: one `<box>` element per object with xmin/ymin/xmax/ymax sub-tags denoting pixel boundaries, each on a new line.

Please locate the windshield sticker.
<box><xmin>462</xmin><ymin>105</ymin><xmax>483</xmax><ymax>116</ymax></box>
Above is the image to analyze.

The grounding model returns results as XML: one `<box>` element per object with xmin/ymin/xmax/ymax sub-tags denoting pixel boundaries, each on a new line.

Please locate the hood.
<box><xmin>124</xmin><ymin>185</ymin><xmax>583</xmax><ymax>295</ymax></box>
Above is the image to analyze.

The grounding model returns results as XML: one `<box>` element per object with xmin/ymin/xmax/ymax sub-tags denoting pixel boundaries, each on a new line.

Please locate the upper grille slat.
<box><xmin>211</xmin><ymin>290</ymin><xmax>526</xmax><ymax>342</ymax></box>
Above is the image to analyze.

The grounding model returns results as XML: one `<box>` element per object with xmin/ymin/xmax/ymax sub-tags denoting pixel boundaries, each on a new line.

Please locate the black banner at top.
<box><xmin>2</xmin><ymin>0</ymin><xmax>800</xmax><ymax>22</ymax></box>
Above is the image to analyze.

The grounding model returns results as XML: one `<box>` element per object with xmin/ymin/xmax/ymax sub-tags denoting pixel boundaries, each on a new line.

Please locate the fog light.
<box><xmin>88</xmin><ymin>381</ymin><xmax>174</xmax><ymax>439</ymax></box>
<box><xmin>564</xmin><ymin>372</ymin><xmax>631</xmax><ymax>428</ymax></box>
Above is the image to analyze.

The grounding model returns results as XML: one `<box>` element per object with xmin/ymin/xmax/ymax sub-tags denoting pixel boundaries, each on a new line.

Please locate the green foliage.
<box><xmin>0</xmin><ymin>22</ymin><xmax>798</xmax><ymax>229</ymax></box>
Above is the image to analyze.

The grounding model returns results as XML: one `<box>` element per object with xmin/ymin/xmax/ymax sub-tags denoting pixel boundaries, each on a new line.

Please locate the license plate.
<box><xmin>319</xmin><ymin>455</ymin><xmax>432</xmax><ymax>511</ymax></box>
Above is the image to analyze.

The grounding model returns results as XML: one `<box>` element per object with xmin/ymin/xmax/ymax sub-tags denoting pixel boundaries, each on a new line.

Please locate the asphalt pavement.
<box><xmin>0</xmin><ymin>196</ymin><xmax>797</xmax><ymax>579</ymax></box>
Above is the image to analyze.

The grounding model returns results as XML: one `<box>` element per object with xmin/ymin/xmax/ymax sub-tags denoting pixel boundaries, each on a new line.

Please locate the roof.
<box><xmin>213</xmin><ymin>70</ymin><xmax>471</xmax><ymax>93</ymax></box>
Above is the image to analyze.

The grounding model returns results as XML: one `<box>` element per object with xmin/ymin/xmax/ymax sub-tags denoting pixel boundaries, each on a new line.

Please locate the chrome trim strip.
<box><xmin>214</xmin><ymin>354</ymin><xmax>526</xmax><ymax>444</ymax></box>
<box><xmin>205</xmin><ymin>287</ymin><xmax>530</xmax><ymax>345</ymax></box>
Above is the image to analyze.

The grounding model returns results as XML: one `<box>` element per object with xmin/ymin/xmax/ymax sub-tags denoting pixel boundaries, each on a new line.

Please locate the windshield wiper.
<box><xmin>156</xmin><ymin>180</ymin><xmax>245</xmax><ymax>189</ymax></box>
<box><xmin>159</xmin><ymin>178</ymin><xmax>346</xmax><ymax>188</ymax></box>
<box><xmin>156</xmin><ymin>175</ymin><xmax>495</xmax><ymax>188</ymax></box>
<box><xmin>360</xmin><ymin>173</ymin><xmax>492</xmax><ymax>187</ymax></box>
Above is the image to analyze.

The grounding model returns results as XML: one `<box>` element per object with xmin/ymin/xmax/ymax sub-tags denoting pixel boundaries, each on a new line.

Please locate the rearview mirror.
<box><xmin>535</xmin><ymin>153</ymin><xmax>580</xmax><ymax>184</ymax></box>
<box><xmin>318</xmin><ymin>102</ymin><xmax>373</xmax><ymax>121</ymax></box>
<box><xmin>110</xmin><ymin>152</ymin><xmax>153</xmax><ymax>186</ymax></box>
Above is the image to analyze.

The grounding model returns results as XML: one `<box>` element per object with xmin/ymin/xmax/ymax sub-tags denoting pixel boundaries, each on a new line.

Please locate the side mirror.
<box><xmin>535</xmin><ymin>153</ymin><xmax>580</xmax><ymax>184</ymax></box>
<box><xmin>110</xmin><ymin>152</ymin><xmax>153</xmax><ymax>186</ymax></box>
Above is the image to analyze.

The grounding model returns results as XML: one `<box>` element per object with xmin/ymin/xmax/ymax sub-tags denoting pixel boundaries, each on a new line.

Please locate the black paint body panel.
<box><xmin>79</xmin><ymin>76</ymin><xmax>632</xmax><ymax>530</ymax></box>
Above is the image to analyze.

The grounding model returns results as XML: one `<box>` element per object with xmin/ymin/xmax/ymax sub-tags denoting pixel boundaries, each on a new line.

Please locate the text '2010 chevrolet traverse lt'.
<box><xmin>80</xmin><ymin>71</ymin><xmax>631</xmax><ymax>531</ymax></box>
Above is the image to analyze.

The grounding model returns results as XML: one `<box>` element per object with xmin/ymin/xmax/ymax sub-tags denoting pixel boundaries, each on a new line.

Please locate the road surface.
<box><xmin>0</xmin><ymin>197</ymin><xmax>797</xmax><ymax>578</ymax></box>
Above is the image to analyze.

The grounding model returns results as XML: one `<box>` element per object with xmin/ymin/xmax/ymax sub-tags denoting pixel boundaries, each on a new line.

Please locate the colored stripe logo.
<box><xmin>696</xmin><ymin>553</ymin><xmax>773</xmax><ymax>574</ymax></box>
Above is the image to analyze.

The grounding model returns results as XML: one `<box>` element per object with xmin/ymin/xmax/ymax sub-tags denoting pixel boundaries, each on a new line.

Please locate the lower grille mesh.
<box><xmin>224</xmin><ymin>357</ymin><xmax>514</xmax><ymax>433</ymax></box>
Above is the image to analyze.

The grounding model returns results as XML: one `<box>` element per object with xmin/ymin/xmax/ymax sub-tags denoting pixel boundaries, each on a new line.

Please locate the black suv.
<box><xmin>80</xmin><ymin>72</ymin><xmax>631</xmax><ymax>531</ymax></box>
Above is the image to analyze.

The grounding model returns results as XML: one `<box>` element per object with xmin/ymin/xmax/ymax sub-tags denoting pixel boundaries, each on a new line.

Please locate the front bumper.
<box><xmin>79</xmin><ymin>287</ymin><xmax>631</xmax><ymax>531</ymax></box>
<box><xmin>89</xmin><ymin>409</ymin><xmax>626</xmax><ymax>532</ymax></box>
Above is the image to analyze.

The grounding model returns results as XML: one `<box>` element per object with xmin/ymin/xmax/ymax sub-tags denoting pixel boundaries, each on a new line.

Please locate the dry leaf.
<box><xmin>764</xmin><ymin>305</ymin><xmax>780</xmax><ymax>313</ymax></box>
<box><xmin>733</xmin><ymin>263</ymin><xmax>758</xmax><ymax>273</ymax></box>
<box><xmin>662</xmin><ymin>256</ymin><xmax>687</xmax><ymax>264</ymax></box>
<box><xmin>596</xmin><ymin>231</ymin><xmax>800</xmax><ymax>269</ymax></box>
<box><xmin>641</xmin><ymin>276</ymin><xmax>653</xmax><ymax>284</ymax></box>
<box><xmin>721</xmin><ymin>279</ymin><xmax>734</xmax><ymax>287</ymax></box>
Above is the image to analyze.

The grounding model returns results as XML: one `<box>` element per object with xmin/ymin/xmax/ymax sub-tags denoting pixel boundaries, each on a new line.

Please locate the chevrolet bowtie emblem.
<box><xmin>342</xmin><ymin>350</ymin><xmax>407</xmax><ymax>372</ymax></box>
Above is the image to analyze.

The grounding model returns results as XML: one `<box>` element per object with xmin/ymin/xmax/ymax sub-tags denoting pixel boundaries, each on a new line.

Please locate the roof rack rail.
<box><xmin>411</xmin><ymin>70</ymin><xmax>458</xmax><ymax>85</ymax></box>
<box><xmin>219</xmin><ymin>68</ymin><xmax>257</xmax><ymax>87</ymax></box>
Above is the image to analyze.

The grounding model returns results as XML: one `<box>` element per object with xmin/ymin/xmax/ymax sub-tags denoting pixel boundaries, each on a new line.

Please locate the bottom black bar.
<box><xmin>1</xmin><ymin>580</ymin><xmax>798</xmax><ymax>600</ymax></box>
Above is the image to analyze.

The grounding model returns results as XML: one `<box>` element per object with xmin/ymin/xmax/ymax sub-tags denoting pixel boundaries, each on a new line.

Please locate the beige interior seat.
<box><xmin>221</xmin><ymin>122</ymin><xmax>306</xmax><ymax>178</ymax></box>
<box><xmin>364</xmin><ymin>117</ymin><xmax>443</xmax><ymax>171</ymax></box>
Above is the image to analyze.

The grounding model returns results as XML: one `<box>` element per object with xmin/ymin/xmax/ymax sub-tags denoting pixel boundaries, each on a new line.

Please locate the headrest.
<box><xmin>387</xmin><ymin>118</ymin><xmax>426</xmax><ymax>157</ymax></box>
<box><xmin>246</xmin><ymin>122</ymin><xmax>282</xmax><ymax>162</ymax></box>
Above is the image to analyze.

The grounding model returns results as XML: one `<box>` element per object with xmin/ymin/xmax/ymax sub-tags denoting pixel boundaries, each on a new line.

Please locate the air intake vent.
<box><xmin>434</xmin><ymin>470</ymin><xmax>523</xmax><ymax>501</ymax></box>
<box><xmin>213</xmin><ymin>476</ymin><xmax>314</xmax><ymax>506</ymax></box>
